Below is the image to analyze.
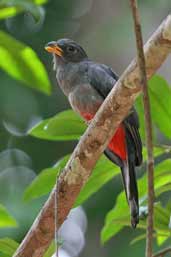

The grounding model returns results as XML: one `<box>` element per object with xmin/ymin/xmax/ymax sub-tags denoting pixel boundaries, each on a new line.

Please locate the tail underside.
<box><xmin>121</xmin><ymin>160</ymin><xmax>139</xmax><ymax>228</ymax></box>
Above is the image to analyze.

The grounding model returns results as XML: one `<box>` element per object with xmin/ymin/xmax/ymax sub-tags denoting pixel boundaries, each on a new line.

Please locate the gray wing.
<box><xmin>87</xmin><ymin>62</ymin><xmax>118</xmax><ymax>98</ymax></box>
<box><xmin>98</xmin><ymin>63</ymin><xmax>119</xmax><ymax>81</ymax></box>
<box><xmin>87</xmin><ymin>62</ymin><xmax>142</xmax><ymax>167</ymax></box>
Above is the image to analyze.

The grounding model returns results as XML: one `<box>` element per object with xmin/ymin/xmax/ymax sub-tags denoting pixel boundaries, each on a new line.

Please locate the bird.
<box><xmin>45</xmin><ymin>38</ymin><xmax>142</xmax><ymax>228</ymax></box>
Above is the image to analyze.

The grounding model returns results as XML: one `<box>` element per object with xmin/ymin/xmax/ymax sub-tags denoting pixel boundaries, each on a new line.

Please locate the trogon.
<box><xmin>45</xmin><ymin>38</ymin><xmax>142</xmax><ymax>228</ymax></box>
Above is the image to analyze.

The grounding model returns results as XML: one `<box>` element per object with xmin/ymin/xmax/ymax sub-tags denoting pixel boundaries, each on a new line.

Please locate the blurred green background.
<box><xmin>0</xmin><ymin>0</ymin><xmax>171</xmax><ymax>256</ymax></box>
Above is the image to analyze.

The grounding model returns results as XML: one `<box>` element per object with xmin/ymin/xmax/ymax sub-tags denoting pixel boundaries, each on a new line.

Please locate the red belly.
<box><xmin>108</xmin><ymin>125</ymin><xmax>127</xmax><ymax>160</ymax></box>
<box><xmin>81</xmin><ymin>112</ymin><xmax>127</xmax><ymax>160</ymax></box>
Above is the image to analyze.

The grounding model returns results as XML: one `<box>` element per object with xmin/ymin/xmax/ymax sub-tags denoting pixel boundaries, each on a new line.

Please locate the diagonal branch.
<box><xmin>129</xmin><ymin>1</ymin><xmax>155</xmax><ymax>257</ymax></box>
<box><xmin>13</xmin><ymin>15</ymin><xmax>171</xmax><ymax>257</ymax></box>
<box><xmin>152</xmin><ymin>247</ymin><xmax>171</xmax><ymax>257</ymax></box>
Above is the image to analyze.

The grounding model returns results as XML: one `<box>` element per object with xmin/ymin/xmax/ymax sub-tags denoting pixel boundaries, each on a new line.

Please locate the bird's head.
<box><xmin>45</xmin><ymin>38</ymin><xmax>88</xmax><ymax>63</ymax></box>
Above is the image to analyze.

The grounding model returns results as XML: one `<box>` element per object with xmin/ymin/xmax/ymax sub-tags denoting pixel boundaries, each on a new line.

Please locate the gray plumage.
<box><xmin>46</xmin><ymin>38</ymin><xmax>142</xmax><ymax>227</ymax></box>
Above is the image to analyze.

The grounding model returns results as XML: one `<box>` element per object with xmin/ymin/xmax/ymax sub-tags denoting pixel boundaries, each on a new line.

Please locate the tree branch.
<box><xmin>13</xmin><ymin>15</ymin><xmax>171</xmax><ymax>257</ymax></box>
<box><xmin>129</xmin><ymin>1</ymin><xmax>155</xmax><ymax>257</ymax></box>
<box><xmin>152</xmin><ymin>247</ymin><xmax>171</xmax><ymax>257</ymax></box>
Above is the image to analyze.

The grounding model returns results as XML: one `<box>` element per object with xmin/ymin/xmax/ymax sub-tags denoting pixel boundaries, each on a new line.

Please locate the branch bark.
<box><xmin>152</xmin><ymin>247</ymin><xmax>171</xmax><ymax>257</ymax></box>
<box><xmin>13</xmin><ymin>15</ymin><xmax>171</xmax><ymax>257</ymax></box>
<box><xmin>129</xmin><ymin>1</ymin><xmax>155</xmax><ymax>257</ymax></box>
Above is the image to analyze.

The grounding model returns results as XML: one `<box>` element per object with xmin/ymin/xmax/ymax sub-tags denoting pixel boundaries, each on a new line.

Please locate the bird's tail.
<box><xmin>121</xmin><ymin>159</ymin><xmax>139</xmax><ymax>228</ymax></box>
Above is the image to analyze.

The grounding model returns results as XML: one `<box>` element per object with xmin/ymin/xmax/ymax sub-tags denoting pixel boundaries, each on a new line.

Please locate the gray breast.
<box><xmin>55</xmin><ymin>61</ymin><xmax>103</xmax><ymax>117</ymax></box>
<box><xmin>68</xmin><ymin>83</ymin><xmax>103</xmax><ymax>117</ymax></box>
<box><xmin>56</xmin><ymin>62</ymin><xmax>88</xmax><ymax>97</ymax></box>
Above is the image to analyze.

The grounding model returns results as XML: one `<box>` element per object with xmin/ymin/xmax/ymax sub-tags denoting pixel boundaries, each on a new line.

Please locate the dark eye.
<box><xmin>67</xmin><ymin>46</ymin><xmax>77</xmax><ymax>54</ymax></box>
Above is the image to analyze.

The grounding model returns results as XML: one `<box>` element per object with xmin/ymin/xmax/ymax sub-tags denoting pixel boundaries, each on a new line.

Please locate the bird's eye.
<box><xmin>67</xmin><ymin>46</ymin><xmax>77</xmax><ymax>53</ymax></box>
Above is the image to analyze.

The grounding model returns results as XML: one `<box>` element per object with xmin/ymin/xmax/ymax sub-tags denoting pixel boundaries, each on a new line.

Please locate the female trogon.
<box><xmin>45</xmin><ymin>38</ymin><xmax>142</xmax><ymax>228</ymax></box>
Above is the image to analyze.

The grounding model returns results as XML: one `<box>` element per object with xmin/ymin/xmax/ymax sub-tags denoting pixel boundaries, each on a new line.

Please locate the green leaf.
<box><xmin>74</xmin><ymin>155</ymin><xmax>120</xmax><ymax>207</ymax></box>
<box><xmin>101</xmin><ymin>159</ymin><xmax>171</xmax><ymax>243</ymax></box>
<box><xmin>29</xmin><ymin>110</ymin><xmax>86</xmax><ymax>141</ymax></box>
<box><xmin>24</xmin><ymin>167</ymin><xmax>60</xmax><ymax>201</ymax></box>
<box><xmin>28</xmin><ymin>119</ymin><xmax>59</xmax><ymax>141</ymax></box>
<box><xmin>24</xmin><ymin>155</ymin><xmax>69</xmax><ymax>201</ymax></box>
<box><xmin>155</xmin><ymin>184</ymin><xmax>171</xmax><ymax>199</ymax></box>
<box><xmin>0</xmin><ymin>238</ymin><xmax>18</xmax><ymax>256</ymax></box>
<box><xmin>24</xmin><ymin>154</ymin><xmax>119</xmax><ymax>207</ymax></box>
<box><xmin>0</xmin><ymin>6</ymin><xmax>21</xmax><ymax>20</ymax></box>
<box><xmin>154</xmin><ymin>203</ymin><xmax>170</xmax><ymax>231</ymax></box>
<box><xmin>143</xmin><ymin>146</ymin><xmax>166</xmax><ymax>161</ymax></box>
<box><xmin>101</xmin><ymin>190</ymin><xmax>128</xmax><ymax>243</ymax></box>
<box><xmin>43</xmin><ymin>240</ymin><xmax>62</xmax><ymax>257</ymax></box>
<box><xmin>43</xmin><ymin>241</ymin><xmax>55</xmax><ymax>257</ymax></box>
<box><xmin>139</xmin><ymin>159</ymin><xmax>171</xmax><ymax>204</ymax></box>
<box><xmin>136</xmin><ymin>75</ymin><xmax>171</xmax><ymax>139</ymax></box>
<box><xmin>0</xmin><ymin>204</ymin><xmax>17</xmax><ymax>227</ymax></box>
<box><xmin>131</xmin><ymin>232</ymin><xmax>169</xmax><ymax>246</ymax></box>
<box><xmin>45</xmin><ymin>110</ymin><xmax>86</xmax><ymax>140</ymax></box>
<box><xmin>149</xmin><ymin>75</ymin><xmax>171</xmax><ymax>139</ymax></box>
<box><xmin>0</xmin><ymin>0</ymin><xmax>47</xmax><ymax>20</ymax></box>
<box><xmin>130</xmin><ymin>233</ymin><xmax>147</xmax><ymax>245</ymax></box>
<box><xmin>152</xmin><ymin>203</ymin><xmax>170</xmax><ymax>246</ymax></box>
<box><xmin>24</xmin><ymin>154</ymin><xmax>119</xmax><ymax>205</ymax></box>
<box><xmin>0</xmin><ymin>30</ymin><xmax>51</xmax><ymax>94</ymax></box>
<box><xmin>156</xmin><ymin>234</ymin><xmax>169</xmax><ymax>246</ymax></box>
<box><xmin>102</xmin><ymin>201</ymin><xmax>171</xmax><ymax>244</ymax></box>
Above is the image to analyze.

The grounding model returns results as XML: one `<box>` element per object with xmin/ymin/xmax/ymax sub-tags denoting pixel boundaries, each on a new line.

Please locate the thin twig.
<box><xmin>13</xmin><ymin>15</ymin><xmax>171</xmax><ymax>257</ymax></box>
<box><xmin>152</xmin><ymin>247</ymin><xmax>171</xmax><ymax>257</ymax></box>
<box><xmin>153</xmin><ymin>144</ymin><xmax>171</xmax><ymax>152</ymax></box>
<box><xmin>54</xmin><ymin>175</ymin><xmax>59</xmax><ymax>257</ymax></box>
<box><xmin>129</xmin><ymin>1</ymin><xmax>155</xmax><ymax>257</ymax></box>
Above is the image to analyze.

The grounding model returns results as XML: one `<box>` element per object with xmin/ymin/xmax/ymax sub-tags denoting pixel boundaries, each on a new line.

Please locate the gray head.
<box><xmin>45</xmin><ymin>38</ymin><xmax>88</xmax><ymax>63</ymax></box>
